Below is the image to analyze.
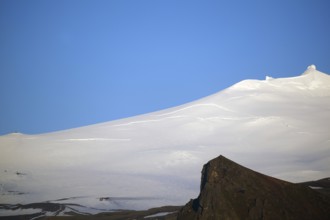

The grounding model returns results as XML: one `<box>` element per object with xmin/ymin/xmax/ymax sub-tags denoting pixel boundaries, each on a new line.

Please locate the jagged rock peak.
<box><xmin>177</xmin><ymin>155</ymin><xmax>330</xmax><ymax>220</ymax></box>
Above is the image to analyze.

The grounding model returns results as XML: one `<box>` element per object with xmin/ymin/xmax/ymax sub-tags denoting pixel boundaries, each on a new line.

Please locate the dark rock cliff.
<box><xmin>177</xmin><ymin>155</ymin><xmax>330</xmax><ymax>220</ymax></box>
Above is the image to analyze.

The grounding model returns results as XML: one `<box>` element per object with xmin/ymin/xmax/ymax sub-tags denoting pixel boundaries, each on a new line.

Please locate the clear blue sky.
<box><xmin>1</xmin><ymin>0</ymin><xmax>329</xmax><ymax>135</ymax></box>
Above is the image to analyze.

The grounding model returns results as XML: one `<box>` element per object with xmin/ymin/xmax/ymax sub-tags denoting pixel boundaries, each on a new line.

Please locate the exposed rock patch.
<box><xmin>177</xmin><ymin>155</ymin><xmax>330</xmax><ymax>220</ymax></box>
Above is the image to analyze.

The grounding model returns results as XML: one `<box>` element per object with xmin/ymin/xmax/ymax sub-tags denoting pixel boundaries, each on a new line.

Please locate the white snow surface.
<box><xmin>0</xmin><ymin>208</ymin><xmax>42</xmax><ymax>216</ymax></box>
<box><xmin>1</xmin><ymin>66</ymin><xmax>330</xmax><ymax>213</ymax></box>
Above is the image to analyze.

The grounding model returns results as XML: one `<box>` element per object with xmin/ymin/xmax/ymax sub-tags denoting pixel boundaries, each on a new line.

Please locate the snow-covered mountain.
<box><xmin>1</xmin><ymin>65</ymin><xmax>330</xmax><ymax>215</ymax></box>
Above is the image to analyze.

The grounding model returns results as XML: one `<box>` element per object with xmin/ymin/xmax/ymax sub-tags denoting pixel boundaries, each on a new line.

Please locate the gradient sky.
<box><xmin>1</xmin><ymin>0</ymin><xmax>329</xmax><ymax>135</ymax></box>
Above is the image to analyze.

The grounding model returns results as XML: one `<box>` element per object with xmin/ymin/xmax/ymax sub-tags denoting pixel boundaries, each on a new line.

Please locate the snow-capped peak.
<box><xmin>229</xmin><ymin>65</ymin><xmax>330</xmax><ymax>94</ymax></box>
<box><xmin>0</xmin><ymin>66</ymin><xmax>329</xmax><ymax>215</ymax></box>
<box><xmin>303</xmin><ymin>64</ymin><xmax>317</xmax><ymax>74</ymax></box>
<box><xmin>308</xmin><ymin>64</ymin><xmax>316</xmax><ymax>70</ymax></box>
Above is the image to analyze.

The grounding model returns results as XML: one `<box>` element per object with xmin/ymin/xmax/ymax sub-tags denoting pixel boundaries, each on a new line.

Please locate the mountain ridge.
<box><xmin>177</xmin><ymin>155</ymin><xmax>330</xmax><ymax>220</ymax></box>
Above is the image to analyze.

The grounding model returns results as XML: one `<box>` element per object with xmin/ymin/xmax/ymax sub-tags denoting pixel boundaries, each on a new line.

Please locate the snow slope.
<box><xmin>1</xmin><ymin>65</ymin><xmax>330</xmax><ymax>214</ymax></box>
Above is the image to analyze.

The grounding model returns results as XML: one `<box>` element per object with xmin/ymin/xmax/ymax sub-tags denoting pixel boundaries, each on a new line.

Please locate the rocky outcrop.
<box><xmin>177</xmin><ymin>155</ymin><xmax>330</xmax><ymax>220</ymax></box>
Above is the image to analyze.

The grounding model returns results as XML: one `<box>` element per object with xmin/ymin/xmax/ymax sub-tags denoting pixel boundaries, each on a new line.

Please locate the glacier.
<box><xmin>0</xmin><ymin>65</ymin><xmax>329</xmax><ymax>213</ymax></box>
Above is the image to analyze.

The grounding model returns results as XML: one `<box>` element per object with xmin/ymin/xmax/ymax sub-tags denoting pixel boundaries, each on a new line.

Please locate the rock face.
<box><xmin>177</xmin><ymin>155</ymin><xmax>330</xmax><ymax>220</ymax></box>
